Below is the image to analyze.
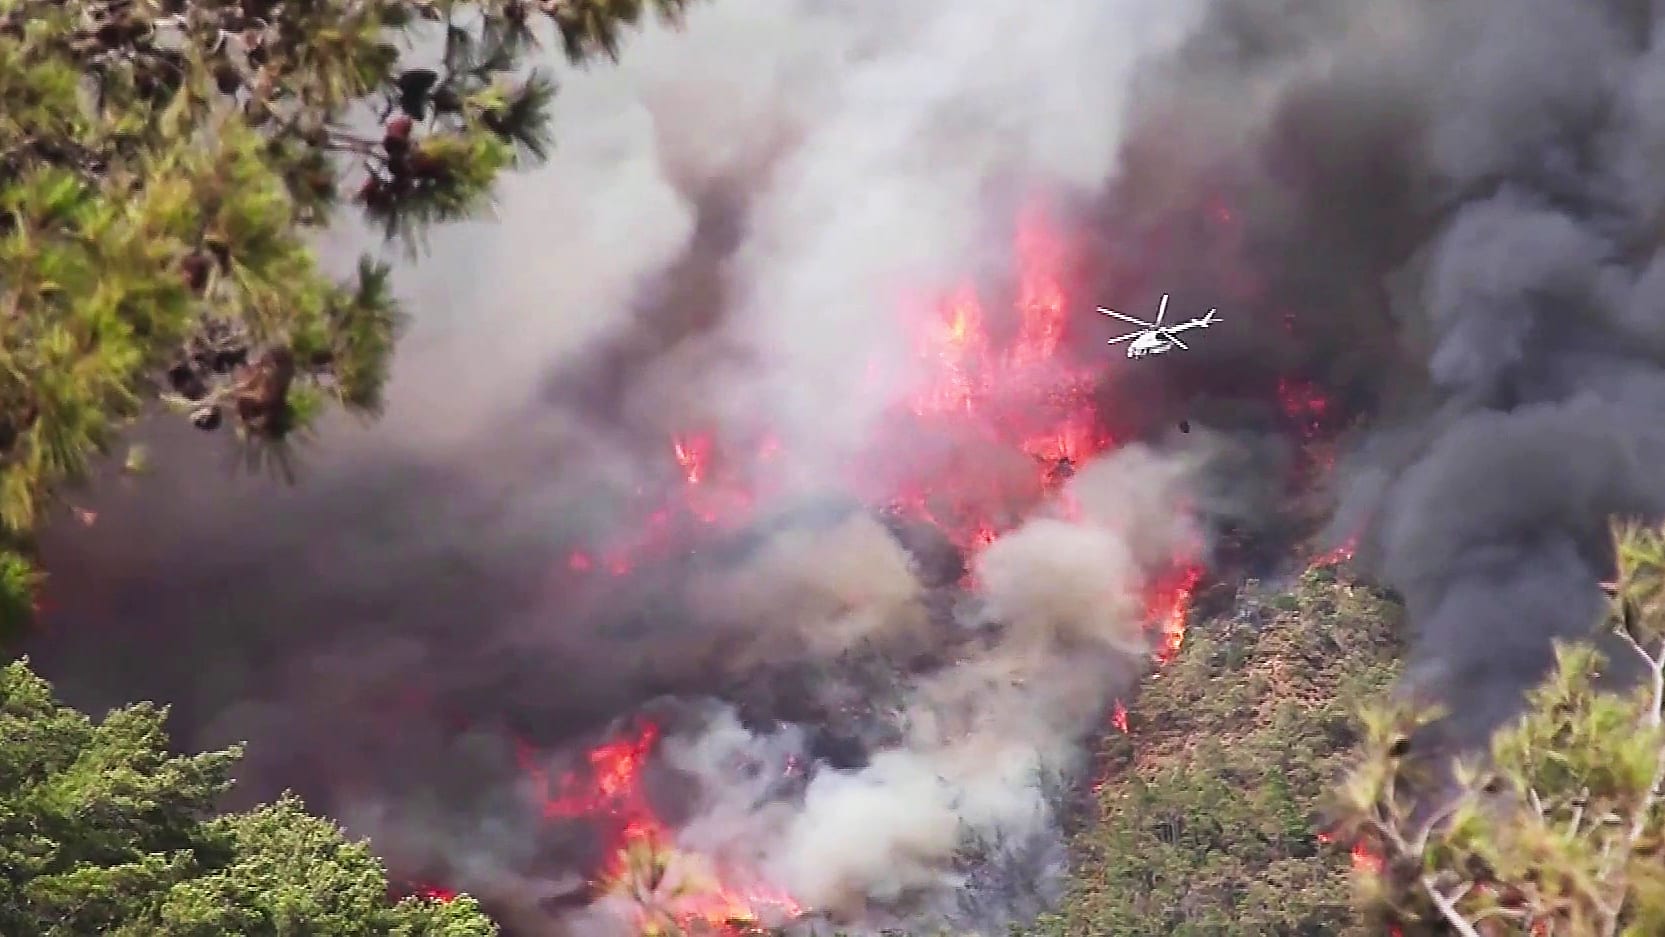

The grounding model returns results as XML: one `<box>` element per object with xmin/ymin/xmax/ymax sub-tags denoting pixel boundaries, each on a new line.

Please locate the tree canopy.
<box><xmin>0</xmin><ymin>656</ymin><xmax>499</xmax><ymax>935</ymax></box>
<box><xmin>0</xmin><ymin>0</ymin><xmax>696</xmax><ymax>640</ymax></box>
<box><xmin>1023</xmin><ymin>564</ymin><xmax>1403</xmax><ymax>936</ymax></box>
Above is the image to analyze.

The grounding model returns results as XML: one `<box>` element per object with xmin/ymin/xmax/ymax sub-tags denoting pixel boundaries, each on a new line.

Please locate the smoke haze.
<box><xmin>28</xmin><ymin>0</ymin><xmax>1665</xmax><ymax>930</ymax></box>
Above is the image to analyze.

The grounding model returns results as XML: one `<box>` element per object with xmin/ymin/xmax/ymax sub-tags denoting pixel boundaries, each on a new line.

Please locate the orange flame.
<box><xmin>519</xmin><ymin>722</ymin><xmax>801</xmax><ymax>930</ymax></box>
<box><xmin>1276</xmin><ymin>376</ymin><xmax>1332</xmax><ymax>441</ymax></box>
<box><xmin>672</xmin><ymin>435</ymin><xmax>710</xmax><ymax>486</ymax></box>
<box><xmin>1308</xmin><ymin>538</ymin><xmax>1356</xmax><ymax>568</ymax></box>
<box><xmin>1145</xmin><ymin>565</ymin><xmax>1204</xmax><ymax>663</ymax></box>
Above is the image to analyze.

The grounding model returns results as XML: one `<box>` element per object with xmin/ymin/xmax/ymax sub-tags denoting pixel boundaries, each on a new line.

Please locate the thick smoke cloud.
<box><xmin>1257</xmin><ymin>0</ymin><xmax>1665</xmax><ymax>741</ymax></box>
<box><xmin>533</xmin><ymin>445</ymin><xmax>1206</xmax><ymax>936</ymax></box>
<box><xmin>33</xmin><ymin>0</ymin><xmax>1665</xmax><ymax>929</ymax></box>
<box><xmin>1078</xmin><ymin>0</ymin><xmax>1665</xmax><ymax>743</ymax></box>
<box><xmin>25</xmin><ymin>0</ymin><xmax>1222</xmax><ymax>934</ymax></box>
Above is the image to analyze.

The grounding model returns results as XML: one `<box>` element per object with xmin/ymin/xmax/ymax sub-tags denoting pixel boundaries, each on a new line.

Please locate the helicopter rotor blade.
<box><xmin>1106</xmin><ymin>331</ymin><xmax>1143</xmax><ymax>345</ymax></box>
<box><xmin>1155</xmin><ymin>293</ymin><xmax>1169</xmax><ymax>327</ymax></box>
<box><xmin>1097</xmin><ymin>307</ymin><xmax>1156</xmax><ymax>329</ymax></box>
<box><xmin>1160</xmin><ymin>329</ymin><xmax>1188</xmax><ymax>350</ymax></box>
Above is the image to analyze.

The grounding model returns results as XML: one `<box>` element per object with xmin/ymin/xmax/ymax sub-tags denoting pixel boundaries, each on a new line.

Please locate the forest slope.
<box><xmin>1025</xmin><ymin>564</ymin><xmax>1404</xmax><ymax>936</ymax></box>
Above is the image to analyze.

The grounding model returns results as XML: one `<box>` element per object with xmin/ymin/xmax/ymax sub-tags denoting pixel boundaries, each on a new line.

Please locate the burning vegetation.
<box><xmin>1048</xmin><ymin>568</ymin><xmax>1404</xmax><ymax>937</ymax></box>
<box><xmin>19</xmin><ymin>0</ymin><xmax>1665</xmax><ymax>933</ymax></box>
<box><xmin>560</xmin><ymin>206</ymin><xmax>1126</xmax><ymax>582</ymax></box>
<box><xmin>381</xmin><ymin>200</ymin><xmax>1357</xmax><ymax>935</ymax></box>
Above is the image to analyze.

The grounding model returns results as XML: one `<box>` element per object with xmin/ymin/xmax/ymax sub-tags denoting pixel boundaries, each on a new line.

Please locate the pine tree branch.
<box><xmin>1422</xmin><ymin>877</ymin><xmax>1483</xmax><ymax>937</ymax></box>
<box><xmin>1408</xmin><ymin>794</ymin><xmax>1467</xmax><ymax>856</ymax></box>
<box><xmin>1598</xmin><ymin>631</ymin><xmax>1665</xmax><ymax>937</ymax></box>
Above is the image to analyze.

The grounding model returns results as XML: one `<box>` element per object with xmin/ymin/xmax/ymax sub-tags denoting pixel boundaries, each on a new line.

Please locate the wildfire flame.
<box><xmin>517</xmin><ymin>721</ymin><xmax>800</xmax><ymax>932</ymax></box>
<box><xmin>526</xmin><ymin>203</ymin><xmax>1229</xmax><ymax>929</ymax></box>
<box><xmin>1145</xmin><ymin>564</ymin><xmax>1204</xmax><ymax>664</ymax></box>
<box><xmin>1349</xmin><ymin>841</ymin><xmax>1384</xmax><ymax>877</ymax></box>
<box><xmin>383</xmin><ymin>191</ymin><xmax>1371</xmax><ymax>932</ymax></box>
<box><xmin>1318</xmin><ymin>831</ymin><xmax>1389</xmax><ymax>888</ymax></box>
<box><xmin>1276</xmin><ymin>376</ymin><xmax>1332</xmax><ymax>443</ymax></box>
<box><xmin>1308</xmin><ymin>538</ymin><xmax>1357</xmax><ymax>569</ymax></box>
<box><xmin>561</xmin><ymin>205</ymin><xmax>1131</xmax><ymax>577</ymax></box>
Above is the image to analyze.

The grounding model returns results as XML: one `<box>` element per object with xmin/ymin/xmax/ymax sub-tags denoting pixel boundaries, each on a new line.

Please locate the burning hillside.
<box><xmin>356</xmin><ymin>201</ymin><xmax>1354</xmax><ymax>937</ymax></box>
<box><xmin>18</xmin><ymin>1</ymin><xmax>1406</xmax><ymax>933</ymax></box>
<box><xmin>20</xmin><ymin>0</ymin><xmax>1665</xmax><ymax>933</ymax></box>
<box><xmin>559</xmin><ymin>207</ymin><xmax>1113</xmax><ymax>583</ymax></box>
<box><xmin>24</xmin><ymin>184</ymin><xmax>1358</xmax><ymax>937</ymax></box>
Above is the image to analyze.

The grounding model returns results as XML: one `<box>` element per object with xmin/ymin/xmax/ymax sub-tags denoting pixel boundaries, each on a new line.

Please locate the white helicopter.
<box><xmin>1098</xmin><ymin>293</ymin><xmax>1220</xmax><ymax>359</ymax></box>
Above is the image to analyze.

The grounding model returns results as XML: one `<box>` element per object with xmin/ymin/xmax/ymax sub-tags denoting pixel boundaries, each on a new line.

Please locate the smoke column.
<box><xmin>1075</xmin><ymin>0</ymin><xmax>1665</xmax><ymax>742</ymax></box>
<box><xmin>1231</xmin><ymin>0</ymin><xmax>1665</xmax><ymax>741</ymax></box>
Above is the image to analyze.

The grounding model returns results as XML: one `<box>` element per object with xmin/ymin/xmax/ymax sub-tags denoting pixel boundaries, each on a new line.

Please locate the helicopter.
<box><xmin>1098</xmin><ymin>294</ymin><xmax>1220</xmax><ymax>359</ymax></box>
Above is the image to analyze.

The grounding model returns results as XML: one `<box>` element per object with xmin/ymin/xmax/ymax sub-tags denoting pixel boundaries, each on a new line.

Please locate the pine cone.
<box><xmin>214</xmin><ymin>62</ymin><xmax>241</xmax><ymax>95</ymax></box>
<box><xmin>166</xmin><ymin>362</ymin><xmax>208</xmax><ymax>400</ymax></box>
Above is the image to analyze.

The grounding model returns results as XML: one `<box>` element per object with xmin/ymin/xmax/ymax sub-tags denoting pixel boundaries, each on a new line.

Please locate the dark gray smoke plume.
<box><xmin>1253</xmin><ymin>0</ymin><xmax>1665</xmax><ymax>740</ymax></box>
<box><xmin>1090</xmin><ymin>0</ymin><xmax>1665</xmax><ymax>741</ymax></box>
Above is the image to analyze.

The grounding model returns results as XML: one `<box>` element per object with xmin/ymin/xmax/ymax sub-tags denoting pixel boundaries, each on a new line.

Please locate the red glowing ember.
<box><xmin>1350</xmin><ymin>841</ymin><xmax>1385</xmax><ymax>877</ymax></box>
<box><xmin>1308</xmin><ymin>538</ymin><xmax>1357</xmax><ymax>569</ymax></box>
<box><xmin>1110</xmin><ymin>700</ymin><xmax>1130</xmax><ymax>734</ymax></box>
<box><xmin>1320</xmin><ymin>831</ymin><xmax>1386</xmax><ymax>878</ymax></box>
<box><xmin>1277</xmin><ymin>376</ymin><xmax>1333</xmax><ymax>442</ymax></box>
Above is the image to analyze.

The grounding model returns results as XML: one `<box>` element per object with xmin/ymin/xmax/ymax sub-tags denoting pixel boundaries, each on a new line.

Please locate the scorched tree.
<box><xmin>0</xmin><ymin>0</ymin><xmax>695</xmax><ymax>640</ymax></box>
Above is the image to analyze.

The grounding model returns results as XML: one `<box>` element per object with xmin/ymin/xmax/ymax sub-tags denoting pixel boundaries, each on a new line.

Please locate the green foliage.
<box><xmin>0</xmin><ymin>545</ymin><xmax>39</xmax><ymax>640</ymax></box>
<box><xmin>1025</xmin><ymin>566</ymin><xmax>1403</xmax><ymax>936</ymax></box>
<box><xmin>0</xmin><ymin>0</ymin><xmax>697</xmax><ymax>632</ymax></box>
<box><xmin>0</xmin><ymin>656</ymin><xmax>497</xmax><ymax>935</ymax></box>
<box><xmin>1337</xmin><ymin>519</ymin><xmax>1665</xmax><ymax>936</ymax></box>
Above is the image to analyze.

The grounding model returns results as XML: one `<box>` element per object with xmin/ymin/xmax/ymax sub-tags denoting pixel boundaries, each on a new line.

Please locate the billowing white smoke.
<box><xmin>557</xmin><ymin>443</ymin><xmax>1207</xmax><ymax>936</ymax></box>
<box><xmin>308</xmin><ymin>8</ymin><xmax>1225</xmax><ymax>929</ymax></box>
<box><xmin>704</xmin><ymin>0</ymin><xmax>1209</xmax><ymax>480</ymax></box>
<box><xmin>377</xmin><ymin>0</ymin><xmax>1209</xmax><ymax>479</ymax></box>
<box><xmin>442</xmin><ymin>6</ymin><xmax>1225</xmax><ymax>923</ymax></box>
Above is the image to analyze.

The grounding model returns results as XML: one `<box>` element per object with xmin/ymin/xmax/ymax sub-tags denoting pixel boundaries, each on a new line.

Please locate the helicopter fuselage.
<box><xmin>1126</xmin><ymin>332</ymin><xmax>1174</xmax><ymax>357</ymax></box>
<box><xmin>1100</xmin><ymin>297</ymin><xmax>1220</xmax><ymax>359</ymax></box>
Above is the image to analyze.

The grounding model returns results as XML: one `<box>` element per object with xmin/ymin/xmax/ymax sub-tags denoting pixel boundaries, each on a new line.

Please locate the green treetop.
<box><xmin>0</xmin><ymin>0</ymin><xmax>696</xmax><ymax>639</ymax></box>
<box><xmin>0</xmin><ymin>656</ymin><xmax>499</xmax><ymax>935</ymax></box>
